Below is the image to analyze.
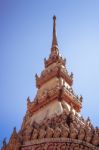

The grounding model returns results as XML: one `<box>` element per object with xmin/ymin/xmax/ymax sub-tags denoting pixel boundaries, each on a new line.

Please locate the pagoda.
<box><xmin>1</xmin><ymin>16</ymin><xmax>99</xmax><ymax>150</ymax></box>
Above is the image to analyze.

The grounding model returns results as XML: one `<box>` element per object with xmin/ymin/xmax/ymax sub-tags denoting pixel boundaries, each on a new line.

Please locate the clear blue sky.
<box><xmin>0</xmin><ymin>0</ymin><xmax>99</xmax><ymax>147</ymax></box>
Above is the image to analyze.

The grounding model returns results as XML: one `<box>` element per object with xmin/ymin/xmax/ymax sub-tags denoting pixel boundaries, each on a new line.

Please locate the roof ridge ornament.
<box><xmin>52</xmin><ymin>15</ymin><xmax>58</xmax><ymax>49</ymax></box>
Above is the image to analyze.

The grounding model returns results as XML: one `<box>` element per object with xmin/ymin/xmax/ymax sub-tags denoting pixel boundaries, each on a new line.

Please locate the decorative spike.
<box><xmin>27</xmin><ymin>96</ymin><xmax>30</xmax><ymax>102</ymax></box>
<box><xmin>1</xmin><ymin>138</ymin><xmax>7</xmax><ymax>150</ymax></box>
<box><xmin>87</xmin><ymin>117</ymin><xmax>90</xmax><ymax>122</ymax></box>
<box><xmin>70</xmin><ymin>72</ymin><xmax>73</xmax><ymax>79</ymax></box>
<box><xmin>12</xmin><ymin>127</ymin><xmax>17</xmax><ymax>137</ymax></box>
<box><xmin>35</xmin><ymin>73</ymin><xmax>38</xmax><ymax>79</ymax></box>
<box><xmin>27</xmin><ymin>96</ymin><xmax>31</xmax><ymax>110</ymax></box>
<box><xmin>80</xmin><ymin>95</ymin><xmax>83</xmax><ymax>102</ymax></box>
<box><xmin>52</xmin><ymin>15</ymin><xmax>58</xmax><ymax>48</ymax></box>
<box><xmin>3</xmin><ymin>138</ymin><xmax>7</xmax><ymax>146</ymax></box>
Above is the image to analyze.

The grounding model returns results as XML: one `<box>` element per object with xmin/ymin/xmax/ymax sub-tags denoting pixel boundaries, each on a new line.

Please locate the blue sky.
<box><xmin>0</xmin><ymin>0</ymin><xmax>99</xmax><ymax>147</ymax></box>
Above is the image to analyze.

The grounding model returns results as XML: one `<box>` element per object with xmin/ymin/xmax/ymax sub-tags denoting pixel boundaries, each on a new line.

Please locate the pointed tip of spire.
<box><xmin>52</xmin><ymin>15</ymin><xmax>58</xmax><ymax>49</ymax></box>
<box><xmin>13</xmin><ymin>127</ymin><xmax>17</xmax><ymax>134</ymax></box>
<box><xmin>3</xmin><ymin>138</ymin><xmax>6</xmax><ymax>144</ymax></box>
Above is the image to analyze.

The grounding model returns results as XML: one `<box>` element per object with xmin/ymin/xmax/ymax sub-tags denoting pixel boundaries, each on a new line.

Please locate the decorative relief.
<box><xmin>2</xmin><ymin>111</ymin><xmax>99</xmax><ymax>150</ymax></box>
<box><xmin>70</xmin><ymin>123</ymin><xmax>78</xmax><ymax>139</ymax></box>
<box><xmin>21</xmin><ymin>111</ymin><xmax>99</xmax><ymax>149</ymax></box>
<box><xmin>46</xmin><ymin>127</ymin><xmax>54</xmax><ymax>138</ymax></box>
<box><xmin>61</xmin><ymin>123</ymin><xmax>69</xmax><ymax>138</ymax></box>
<box><xmin>78</xmin><ymin>127</ymin><xmax>85</xmax><ymax>140</ymax></box>
<box><xmin>85</xmin><ymin>128</ymin><xmax>93</xmax><ymax>143</ymax></box>
<box><xmin>38</xmin><ymin>127</ymin><xmax>46</xmax><ymax>139</ymax></box>
<box><xmin>21</xmin><ymin>138</ymin><xmax>99</xmax><ymax>150</ymax></box>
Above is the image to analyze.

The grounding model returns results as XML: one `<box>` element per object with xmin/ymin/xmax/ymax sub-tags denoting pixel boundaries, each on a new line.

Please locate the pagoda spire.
<box><xmin>52</xmin><ymin>15</ymin><xmax>58</xmax><ymax>49</ymax></box>
<box><xmin>44</xmin><ymin>15</ymin><xmax>66</xmax><ymax>68</ymax></box>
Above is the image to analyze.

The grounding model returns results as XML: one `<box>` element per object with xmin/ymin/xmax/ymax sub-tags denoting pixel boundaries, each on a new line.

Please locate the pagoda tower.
<box><xmin>1</xmin><ymin>16</ymin><xmax>99</xmax><ymax>150</ymax></box>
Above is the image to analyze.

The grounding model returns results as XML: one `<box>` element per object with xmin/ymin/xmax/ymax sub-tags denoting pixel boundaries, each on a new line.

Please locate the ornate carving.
<box><xmin>5</xmin><ymin>111</ymin><xmax>99</xmax><ymax>149</ymax></box>
<box><xmin>70</xmin><ymin>123</ymin><xmax>78</xmax><ymax>139</ymax></box>
<box><xmin>85</xmin><ymin>128</ymin><xmax>92</xmax><ymax>143</ymax></box>
<box><xmin>46</xmin><ymin>127</ymin><xmax>54</xmax><ymax>138</ymax></box>
<box><xmin>38</xmin><ymin>127</ymin><xmax>46</xmax><ymax>139</ymax></box>
<box><xmin>92</xmin><ymin>129</ymin><xmax>99</xmax><ymax>146</ymax></box>
<box><xmin>31</xmin><ymin>128</ymin><xmax>38</xmax><ymax>140</ymax></box>
<box><xmin>14</xmin><ymin>111</ymin><xmax>99</xmax><ymax>149</ymax></box>
<box><xmin>78</xmin><ymin>127</ymin><xmax>85</xmax><ymax>140</ymax></box>
<box><xmin>61</xmin><ymin>123</ymin><xmax>69</xmax><ymax>138</ymax></box>
<box><xmin>21</xmin><ymin>139</ymin><xmax>98</xmax><ymax>150</ymax></box>
<box><xmin>24</xmin><ymin>125</ymin><xmax>33</xmax><ymax>141</ymax></box>
<box><xmin>53</xmin><ymin>127</ymin><xmax>61</xmax><ymax>138</ymax></box>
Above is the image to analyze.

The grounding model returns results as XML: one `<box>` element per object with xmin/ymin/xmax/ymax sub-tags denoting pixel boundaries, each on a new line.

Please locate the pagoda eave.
<box><xmin>36</xmin><ymin>68</ymin><xmax>73</xmax><ymax>88</ymax></box>
<box><xmin>62</xmin><ymin>93</ymin><xmax>82</xmax><ymax>112</ymax></box>
<box><xmin>28</xmin><ymin>88</ymin><xmax>60</xmax><ymax>114</ymax></box>
<box><xmin>28</xmin><ymin>87</ymin><xmax>81</xmax><ymax>114</ymax></box>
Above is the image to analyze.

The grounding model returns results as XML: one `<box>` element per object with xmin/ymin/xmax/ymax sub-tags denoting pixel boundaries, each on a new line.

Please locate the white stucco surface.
<box><xmin>30</xmin><ymin>100</ymin><xmax>63</xmax><ymax>125</ymax></box>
